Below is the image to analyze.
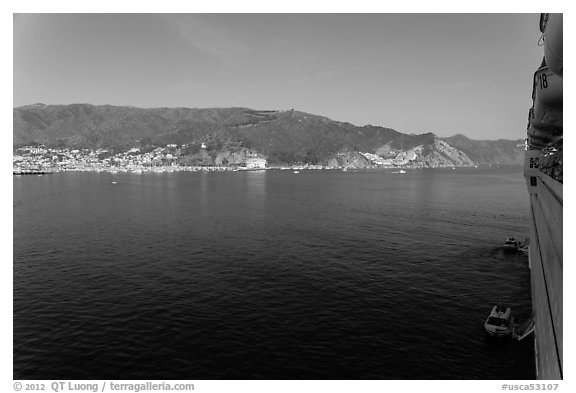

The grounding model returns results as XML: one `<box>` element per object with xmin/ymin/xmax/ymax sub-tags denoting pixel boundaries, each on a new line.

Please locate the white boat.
<box><xmin>484</xmin><ymin>305</ymin><xmax>513</xmax><ymax>337</ymax></box>
<box><xmin>503</xmin><ymin>237</ymin><xmax>519</xmax><ymax>251</ymax></box>
<box><xmin>398</xmin><ymin>169</ymin><xmax>406</xmax><ymax>174</ymax></box>
<box><xmin>293</xmin><ymin>171</ymin><xmax>300</xmax><ymax>174</ymax></box>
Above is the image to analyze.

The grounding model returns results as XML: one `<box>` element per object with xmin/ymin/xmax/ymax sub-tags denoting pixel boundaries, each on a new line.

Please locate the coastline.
<box><xmin>12</xmin><ymin>163</ymin><xmax>511</xmax><ymax>175</ymax></box>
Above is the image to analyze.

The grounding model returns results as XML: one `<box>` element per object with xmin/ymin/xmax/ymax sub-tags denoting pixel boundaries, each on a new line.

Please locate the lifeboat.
<box><xmin>529</xmin><ymin>60</ymin><xmax>563</xmax><ymax>140</ymax></box>
<box><xmin>532</xmin><ymin>63</ymin><xmax>562</xmax><ymax>110</ymax></box>
<box><xmin>541</xmin><ymin>13</ymin><xmax>563</xmax><ymax>77</ymax></box>
<box><xmin>531</xmin><ymin>62</ymin><xmax>563</xmax><ymax>130</ymax></box>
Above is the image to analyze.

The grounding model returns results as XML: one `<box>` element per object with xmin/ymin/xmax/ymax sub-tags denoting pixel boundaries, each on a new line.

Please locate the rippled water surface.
<box><xmin>14</xmin><ymin>167</ymin><xmax>534</xmax><ymax>379</ymax></box>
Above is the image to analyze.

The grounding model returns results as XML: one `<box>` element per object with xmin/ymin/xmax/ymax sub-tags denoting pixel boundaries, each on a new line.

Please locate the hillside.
<box><xmin>444</xmin><ymin>134</ymin><xmax>525</xmax><ymax>166</ymax></box>
<box><xmin>13</xmin><ymin>104</ymin><xmax>524</xmax><ymax>167</ymax></box>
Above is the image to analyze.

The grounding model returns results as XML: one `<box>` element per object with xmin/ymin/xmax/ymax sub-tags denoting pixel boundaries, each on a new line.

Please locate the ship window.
<box><xmin>530</xmin><ymin>177</ymin><xmax>538</xmax><ymax>186</ymax></box>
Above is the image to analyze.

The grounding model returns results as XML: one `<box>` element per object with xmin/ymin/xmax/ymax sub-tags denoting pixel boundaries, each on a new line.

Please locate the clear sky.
<box><xmin>13</xmin><ymin>13</ymin><xmax>544</xmax><ymax>140</ymax></box>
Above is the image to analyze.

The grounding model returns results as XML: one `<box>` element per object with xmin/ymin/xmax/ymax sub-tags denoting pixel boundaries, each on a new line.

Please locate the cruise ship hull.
<box><xmin>524</xmin><ymin>151</ymin><xmax>563</xmax><ymax>379</ymax></box>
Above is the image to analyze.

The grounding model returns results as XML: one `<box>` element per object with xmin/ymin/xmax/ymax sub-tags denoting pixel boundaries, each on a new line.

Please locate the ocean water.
<box><xmin>13</xmin><ymin>167</ymin><xmax>535</xmax><ymax>379</ymax></box>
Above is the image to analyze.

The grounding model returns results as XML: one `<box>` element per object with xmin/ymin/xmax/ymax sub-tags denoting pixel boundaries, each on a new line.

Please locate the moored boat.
<box><xmin>503</xmin><ymin>237</ymin><xmax>519</xmax><ymax>252</ymax></box>
<box><xmin>484</xmin><ymin>305</ymin><xmax>513</xmax><ymax>337</ymax></box>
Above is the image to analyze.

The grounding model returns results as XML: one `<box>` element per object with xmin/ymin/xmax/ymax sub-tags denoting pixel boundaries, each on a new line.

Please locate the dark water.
<box><xmin>13</xmin><ymin>167</ymin><xmax>535</xmax><ymax>379</ymax></box>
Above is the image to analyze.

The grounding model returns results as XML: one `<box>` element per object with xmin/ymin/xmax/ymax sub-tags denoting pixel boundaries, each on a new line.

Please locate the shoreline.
<box><xmin>11</xmin><ymin>164</ymin><xmax>514</xmax><ymax>175</ymax></box>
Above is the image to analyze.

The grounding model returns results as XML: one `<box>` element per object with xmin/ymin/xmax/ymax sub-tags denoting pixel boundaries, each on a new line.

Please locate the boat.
<box><xmin>529</xmin><ymin>59</ymin><xmax>563</xmax><ymax>137</ymax></box>
<box><xmin>293</xmin><ymin>171</ymin><xmax>300</xmax><ymax>174</ymax></box>
<box><xmin>398</xmin><ymin>169</ymin><xmax>406</xmax><ymax>174</ymax></box>
<box><xmin>484</xmin><ymin>305</ymin><xmax>513</xmax><ymax>337</ymax></box>
<box><xmin>524</xmin><ymin>13</ymin><xmax>563</xmax><ymax>379</ymax></box>
<box><xmin>503</xmin><ymin>237</ymin><xmax>519</xmax><ymax>252</ymax></box>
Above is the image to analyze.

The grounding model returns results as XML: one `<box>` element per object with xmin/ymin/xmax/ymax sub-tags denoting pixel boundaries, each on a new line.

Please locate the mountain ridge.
<box><xmin>13</xmin><ymin>103</ymin><xmax>524</xmax><ymax>167</ymax></box>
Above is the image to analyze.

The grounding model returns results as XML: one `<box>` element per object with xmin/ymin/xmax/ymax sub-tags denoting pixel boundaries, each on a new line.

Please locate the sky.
<box><xmin>13</xmin><ymin>13</ymin><xmax>545</xmax><ymax>140</ymax></box>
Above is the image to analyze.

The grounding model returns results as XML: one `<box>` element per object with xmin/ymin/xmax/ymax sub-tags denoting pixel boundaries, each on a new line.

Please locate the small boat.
<box><xmin>484</xmin><ymin>305</ymin><xmax>513</xmax><ymax>337</ymax></box>
<box><xmin>293</xmin><ymin>171</ymin><xmax>300</xmax><ymax>174</ymax></box>
<box><xmin>503</xmin><ymin>237</ymin><xmax>519</xmax><ymax>251</ymax></box>
<box><xmin>112</xmin><ymin>181</ymin><xmax>117</xmax><ymax>185</ymax></box>
<box><xmin>398</xmin><ymin>169</ymin><xmax>406</xmax><ymax>174</ymax></box>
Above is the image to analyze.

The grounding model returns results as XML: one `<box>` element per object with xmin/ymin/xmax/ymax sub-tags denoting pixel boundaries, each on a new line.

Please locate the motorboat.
<box><xmin>484</xmin><ymin>305</ymin><xmax>513</xmax><ymax>337</ymax></box>
<box><xmin>503</xmin><ymin>237</ymin><xmax>519</xmax><ymax>251</ymax></box>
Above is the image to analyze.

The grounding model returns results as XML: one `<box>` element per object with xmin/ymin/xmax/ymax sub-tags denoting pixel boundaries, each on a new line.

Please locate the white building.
<box><xmin>245</xmin><ymin>157</ymin><xmax>267</xmax><ymax>169</ymax></box>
